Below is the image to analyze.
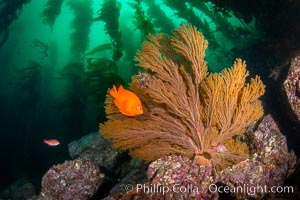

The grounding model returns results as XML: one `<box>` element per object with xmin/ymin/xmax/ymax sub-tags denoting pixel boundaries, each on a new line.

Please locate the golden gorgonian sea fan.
<box><xmin>100</xmin><ymin>24</ymin><xmax>265</xmax><ymax>170</ymax></box>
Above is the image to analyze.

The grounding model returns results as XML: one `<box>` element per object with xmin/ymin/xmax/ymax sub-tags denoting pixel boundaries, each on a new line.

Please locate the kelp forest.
<box><xmin>0</xmin><ymin>0</ymin><xmax>300</xmax><ymax>199</ymax></box>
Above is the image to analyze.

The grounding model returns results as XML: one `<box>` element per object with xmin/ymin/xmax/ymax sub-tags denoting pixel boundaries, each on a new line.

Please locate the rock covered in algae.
<box><xmin>130</xmin><ymin>115</ymin><xmax>296</xmax><ymax>200</ymax></box>
<box><xmin>218</xmin><ymin>114</ymin><xmax>296</xmax><ymax>199</ymax></box>
<box><xmin>134</xmin><ymin>155</ymin><xmax>217</xmax><ymax>200</ymax></box>
<box><xmin>284</xmin><ymin>53</ymin><xmax>300</xmax><ymax>121</ymax></box>
<box><xmin>39</xmin><ymin>159</ymin><xmax>104</xmax><ymax>200</ymax></box>
<box><xmin>252</xmin><ymin>114</ymin><xmax>296</xmax><ymax>168</ymax></box>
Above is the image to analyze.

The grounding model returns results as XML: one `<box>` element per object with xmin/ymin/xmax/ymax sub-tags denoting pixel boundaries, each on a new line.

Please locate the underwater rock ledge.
<box><xmin>68</xmin><ymin>131</ymin><xmax>125</xmax><ymax>171</ymax></box>
<box><xmin>105</xmin><ymin>115</ymin><xmax>296</xmax><ymax>200</ymax></box>
<box><xmin>284</xmin><ymin>52</ymin><xmax>300</xmax><ymax>122</ymax></box>
<box><xmin>34</xmin><ymin>114</ymin><xmax>296</xmax><ymax>200</ymax></box>
<box><xmin>39</xmin><ymin>159</ymin><xmax>104</xmax><ymax>200</ymax></box>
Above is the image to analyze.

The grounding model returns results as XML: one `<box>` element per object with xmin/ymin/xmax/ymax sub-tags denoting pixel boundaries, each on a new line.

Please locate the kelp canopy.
<box><xmin>100</xmin><ymin>24</ymin><xmax>265</xmax><ymax>170</ymax></box>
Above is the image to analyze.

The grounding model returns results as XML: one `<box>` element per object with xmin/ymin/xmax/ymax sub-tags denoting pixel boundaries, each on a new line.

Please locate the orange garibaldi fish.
<box><xmin>109</xmin><ymin>85</ymin><xmax>143</xmax><ymax>116</ymax></box>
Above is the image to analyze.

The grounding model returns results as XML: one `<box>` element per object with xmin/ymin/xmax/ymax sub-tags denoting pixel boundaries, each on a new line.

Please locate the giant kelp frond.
<box><xmin>128</xmin><ymin>0</ymin><xmax>155</xmax><ymax>39</ymax></box>
<box><xmin>59</xmin><ymin>62</ymin><xmax>84</xmax><ymax>79</ymax></box>
<box><xmin>96</xmin><ymin>0</ymin><xmax>123</xmax><ymax>61</ymax></box>
<box><xmin>100</xmin><ymin>24</ymin><xmax>265</xmax><ymax>170</ymax></box>
<box><xmin>41</xmin><ymin>0</ymin><xmax>64</xmax><ymax>30</ymax></box>
<box><xmin>67</xmin><ymin>0</ymin><xmax>93</xmax><ymax>58</ymax></box>
<box><xmin>0</xmin><ymin>0</ymin><xmax>31</xmax><ymax>47</ymax></box>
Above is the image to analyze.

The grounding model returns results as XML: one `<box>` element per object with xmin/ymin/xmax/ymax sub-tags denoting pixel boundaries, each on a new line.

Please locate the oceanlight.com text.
<box><xmin>209</xmin><ymin>184</ymin><xmax>294</xmax><ymax>196</ymax></box>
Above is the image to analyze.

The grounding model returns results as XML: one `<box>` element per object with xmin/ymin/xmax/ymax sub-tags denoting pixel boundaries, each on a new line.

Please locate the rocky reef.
<box><xmin>31</xmin><ymin>113</ymin><xmax>296</xmax><ymax>200</ymax></box>
<box><xmin>39</xmin><ymin>159</ymin><xmax>104</xmax><ymax>200</ymax></box>
<box><xmin>123</xmin><ymin>115</ymin><xmax>295</xmax><ymax>200</ymax></box>
<box><xmin>0</xmin><ymin>178</ymin><xmax>36</xmax><ymax>200</ymax></box>
<box><xmin>218</xmin><ymin>115</ymin><xmax>296</xmax><ymax>199</ymax></box>
<box><xmin>284</xmin><ymin>53</ymin><xmax>300</xmax><ymax>121</ymax></box>
<box><xmin>68</xmin><ymin>131</ymin><xmax>125</xmax><ymax>171</ymax></box>
<box><xmin>134</xmin><ymin>155</ymin><xmax>216</xmax><ymax>200</ymax></box>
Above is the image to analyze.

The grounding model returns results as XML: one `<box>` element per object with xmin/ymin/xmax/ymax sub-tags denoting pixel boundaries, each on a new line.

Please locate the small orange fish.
<box><xmin>43</xmin><ymin>139</ymin><xmax>60</xmax><ymax>146</ymax></box>
<box><xmin>109</xmin><ymin>85</ymin><xmax>143</xmax><ymax>116</ymax></box>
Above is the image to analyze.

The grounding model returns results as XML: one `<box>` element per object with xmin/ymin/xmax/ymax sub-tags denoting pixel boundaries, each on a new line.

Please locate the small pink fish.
<box><xmin>43</xmin><ymin>139</ymin><xmax>60</xmax><ymax>146</ymax></box>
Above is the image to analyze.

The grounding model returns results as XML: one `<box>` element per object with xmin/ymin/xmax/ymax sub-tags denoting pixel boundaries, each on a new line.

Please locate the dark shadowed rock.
<box><xmin>284</xmin><ymin>53</ymin><xmax>300</xmax><ymax>121</ymax></box>
<box><xmin>105</xmin><ymin>159</ymin><xmax>147</xmax><ymax>199</ymax></box>
<box><xmin>0</xmin><ymin>178</ymin><xmax>36</xmax><ymax>200</ymax></box>
<box><xmin>39</xmin><ymin>159</ymin><xmax>104</xmax><ymax>200</ymax></box>
<box><xmin>68</xmin><ymin>131</ymin><xmax>124</xmax><ymax>171</ymax></box>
